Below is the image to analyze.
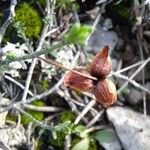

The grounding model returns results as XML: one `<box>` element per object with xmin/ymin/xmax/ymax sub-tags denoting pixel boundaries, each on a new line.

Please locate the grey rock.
<box><xmin>145</xmin><ymin>82</ymin><xmax>150</xmax><ymax>90</ymax></box>
<box><xmin>127</xmin><ymin>88</ymin><xmax>143</xmax><ymax>105</ymax></box>
<box><xmin>107</xmin><ymin>106</ymin><xmax>150</xmax><ymax>150</ymax></box>
<box><xmin>102</xmin><ymin>18</ymin><xmax>113</xmax><ymax>31</ymax></box>
<box><xmin>100</xmin><ymin>140</ymin><xmax>121</xmax><ymax>150</ymax></box>
<box><xmin>85</xmin><ymin>24</ymin><xmax>118</xmax><ymax>53</ymax></box>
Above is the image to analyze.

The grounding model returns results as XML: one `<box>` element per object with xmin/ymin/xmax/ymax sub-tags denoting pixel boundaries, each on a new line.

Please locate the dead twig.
<box><xmin>111</xmin><ymin>72</ymin><xmax>150</xmax><ymax>95</ymax></box>
<box><xmin>4</xmin><ymin>75</ymin><xmax>33</xmax><ymax>97</ymax></box>
<box><xmin>0</xmin><ymin>0</ymin><xmax>17</xmax><ymax>44</ymax></box>
<box><xmin>14</xmin><ymin>105</ymin><xmax>54</xmax><ymax>131</ymax></box>
<box><xmin>24</xmin><ymin>104</ymin><xmax>64</xmax><ymax>112</ymax></box>
<box><xmin>87</xmin><ymin>109</ymin><xmax>105</xmax><ymax>127</ymax></box>
<box><xmin>38</xmin><ymin>56</ymin><xmax>97</xmax><ymax>81</ymax></box>
<box><xmin>116</xmin><ymin>57</ymin><xmax>150</xmax><ymax>94</ymax></box>
<box><xmin>63</xmin><ymin>88</ymin><xmax>88</xmax><ymax>124</ymax></box>
<box><xmin>21</xmin><ymin>0</ymin><xmax>54</xmax><ymax>103</ymax></box>
<box><xmin>25</xmin><ymin>76</ymin><xmax>64</xmax><ymax>104</ymax></box>
<box><xmin>81</xmin><ymin>125</ymin><xmax>107</xmax><ymax>135</ymax></box>
<box><xmin>114</xmin><ymin>59</ymin><xmax>146</xmax><ymax>74</ymax></box>
<box><xmin>74</xmin><ymin>100</ymin><xmax>96</xmax><ymax>125</ymax></box>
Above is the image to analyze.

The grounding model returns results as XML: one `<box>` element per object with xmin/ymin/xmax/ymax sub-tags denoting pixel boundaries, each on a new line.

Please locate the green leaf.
<box><xmin>7</xmin><ymin>51</ymin><xmax>15</xmax><ymax>60</ymax></box>
<box><xmin>55</xmin><ymin>121</ymin><xmax>71</xmax><ymax>131</ymax></box>
<box><xmin>21</xmin><ymin>100</ymin><xmax>46</xmax><ymax>125</ymax></box>
<box><xmin>52</xmin><ymin>130</ymin><xmax>57</xmax><ymax>139</ymax></box>
<box><xmin>71</xmin><ymin>138</ymin><xmax>90</xmax><ymax>150</ymax></box>
<box><xmin>94</xmin><ymin>129</ymin><xmax>117</xmax><ymax>143</ymax></box>
<box><xmin>74</xmin><ymin>125</ymin><xmax>88</xmax><ymax>138</ymax></box>
<box><xmin>65</xmin><ymin>24</ymin><xmax>93</xmax><ymax>46</ymax></box>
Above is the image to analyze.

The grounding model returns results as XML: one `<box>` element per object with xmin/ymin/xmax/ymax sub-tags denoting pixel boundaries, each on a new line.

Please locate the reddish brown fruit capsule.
<box><xmin>89</xmin><ymin>46</ymin><xmax>112</xmax><ymax>79</ymax></box>
<box><xmin>93</xmin><ymin>79</ymin><xmax>117</xmax><ymax>108</ymax></box>
<box><xmin>64</xmin><ymin>68</ymin><xmax>94</xmax><ymax>92</ymax></box>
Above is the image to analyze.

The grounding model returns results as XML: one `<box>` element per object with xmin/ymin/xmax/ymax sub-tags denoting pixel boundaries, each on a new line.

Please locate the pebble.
<box><xmin>107</xmin><ymin>106</ymin><xmax>150</xmax><ymax>150</ymax></box>
<box><xmin>127</xmin><ymin>88</ymin><xmax>143</xmax><ymax>105</ymax></box>
<box><xmin>85</xmin><ymin>24</ymin><xmax>118</xmax><ymax>54</ymax></box>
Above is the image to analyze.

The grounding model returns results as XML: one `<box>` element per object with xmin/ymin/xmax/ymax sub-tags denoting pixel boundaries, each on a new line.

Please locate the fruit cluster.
<box><xmin>64</xmin><ymin>46</ymin><xmax>117</xmax><ymax>108</ymax></box>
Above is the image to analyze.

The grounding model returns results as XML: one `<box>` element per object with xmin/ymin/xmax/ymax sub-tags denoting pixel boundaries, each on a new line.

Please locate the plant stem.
<box><xmin>38</xmin><ymin>56</ymin><xmax>98</xmax><ymax>81</ymax></box>
<box><xmin>2</xmin><ymin>42</ymin><xmax>65</xmax><ymax>65</ymax></box>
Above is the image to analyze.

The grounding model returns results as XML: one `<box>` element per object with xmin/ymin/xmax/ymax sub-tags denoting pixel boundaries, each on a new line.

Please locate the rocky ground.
<box><xmin>0</xmin><ymin>0</ymin><xmax>150</xmax><ymax>150</ymax></box>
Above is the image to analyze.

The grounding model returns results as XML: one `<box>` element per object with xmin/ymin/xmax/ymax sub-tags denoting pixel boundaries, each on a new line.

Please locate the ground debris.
<box><xmin>107</xmin><ymin>106</ymin><xmax>150</xmax><ymax>150</ymax></box>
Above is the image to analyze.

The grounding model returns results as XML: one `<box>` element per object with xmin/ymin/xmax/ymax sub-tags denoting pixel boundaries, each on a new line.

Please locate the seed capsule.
<box><xmin>93</xmin><ymin>79</ymin><xmax>117</xmax><ymax>108</ymax></box>
<box><xmin>89</xmin><ymin>46</ymin><xmax>112</xmax><ymax>79</ymax></box>
<box><xmin>64</xmin><ymin>68</ymin><xmax>94</xmax><ymax>92</ymax></box>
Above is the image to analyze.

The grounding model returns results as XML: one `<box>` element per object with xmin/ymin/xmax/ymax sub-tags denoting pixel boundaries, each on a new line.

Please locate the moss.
<box><xmin>89</xmin><ymin>139</ymin><xmax>98</xmax><ymax>150</ymax></box>
<box><xmin>49</xmin><ymin>131</ymin><xmax>66</xmax><ymax>147</ymax></box>
<box><xmin>21</xmin><ymin>100</ymin><xmax>45</xmax><ymax>125</ymax></box>
<box><xmin>48</xmin><ymin>111</ymin><xmax>76</xmax><ymax>148</ymax></box>
<box><xmin>114</xmin><ymin>4</ymin><xmax>130</xmax><ymax>20</ymax></box>
<box><xmin>108</xmin><ymin>1</ymin><xmax>134</xmax><ymax>22</ymax></box>
<box><xmin>6</xmin><ymin>100</ymin><xmax>45</xmax><ymax>128</ymax></box>
<box><xmin>32</xmin><ymin>100</ymin><xmax>45</xmax><ymax>107</ymax></box>
<box><xmin>40</xmin><ymin>79</ymin><xmax>49</xmax><ymax>91</ymax></box>
<box><xmin>15</xmin><ymin>3</ymin><xmax>42</xmax><ymax>38</ymax></box>
<box><xmin>6</xmin><ymin>113</ymin><xmax>18</xmax><ymax>122</ymax></box>
<box><xmin>60</xmin><ymin>110</ymin><xmax>76</xmax><ymax>123</ymax></box>
<box><xmin>71</xmin><ymin>136</ymin><xmax>80</xmax><ymax>147</ymax></box>
<box><xmin>36</xmin><ymin>139</ymin><xmax>44</xmax><ymax>150</ymax></box>
<box><xmin>38</xmin><ymin>0</ymin><xmax>46</xmax><ymax>6</ymax></box>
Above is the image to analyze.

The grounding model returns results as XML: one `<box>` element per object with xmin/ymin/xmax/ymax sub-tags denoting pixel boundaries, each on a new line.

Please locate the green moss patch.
<box><xmin>15</xmin><ymin>3</ymin><xmax>42</xmax><ymax>38</ymax></box>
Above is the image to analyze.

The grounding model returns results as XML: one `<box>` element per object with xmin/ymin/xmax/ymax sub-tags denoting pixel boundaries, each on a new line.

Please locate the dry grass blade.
<box><xmin>38</xmin><ymin>56</ymin><xmax>97</xmax><ymax>81</ymax></box>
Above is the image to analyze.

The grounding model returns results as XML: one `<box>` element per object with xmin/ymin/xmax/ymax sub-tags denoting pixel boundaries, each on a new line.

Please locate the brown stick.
<box><xmin>37</xmin><ymin>56</ymin><xmax>97</xmax><ymax>81</ymax></box>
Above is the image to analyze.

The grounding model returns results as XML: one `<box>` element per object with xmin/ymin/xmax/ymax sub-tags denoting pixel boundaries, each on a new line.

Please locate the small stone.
<box><xmin>145</xmin><ymin>82</ymin><xmax>150</xmax><ymax>90</ymax></box>
<box><xmin>84</xmin><ymin>24</ymin><xmax>118</xmax><ymax>54</ymax></box>
<box><xmin>127</xmin><ymin>88</ymin><xmax>143</xmax><ymax>105</ymax></box>
<box><xmin>107</xmin><ymin>106</ymin><xmax>150</xmax><ymax>150</ymax></box>
<box><xmin>100</xmin><ymin>138</ymin><xmax>121</xmax><ymax>150</ymax></box>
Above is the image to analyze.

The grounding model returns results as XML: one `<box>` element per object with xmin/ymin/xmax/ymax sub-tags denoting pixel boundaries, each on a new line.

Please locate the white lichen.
<box><xmin>1</xmin><ymin>42</ymin><xmax>29</xmax><ymax>77</ymax></box>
